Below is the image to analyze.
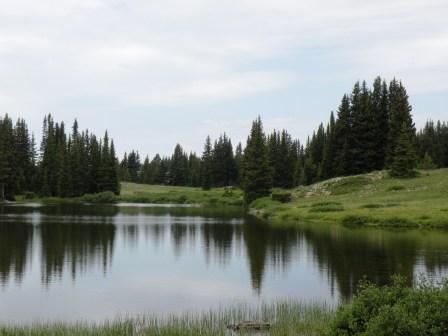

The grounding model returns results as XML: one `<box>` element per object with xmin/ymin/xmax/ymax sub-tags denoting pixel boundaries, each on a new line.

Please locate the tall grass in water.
<box><xmin>0</xmin><ymin>301</ymin><xmax>333</xmax><ymax>336</ymax></box>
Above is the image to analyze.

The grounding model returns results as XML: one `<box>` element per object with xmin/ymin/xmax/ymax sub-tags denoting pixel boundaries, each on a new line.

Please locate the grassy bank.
<box><xmin>0</xmin><ymin>301</ymin><xmax>333</xmax><ymax>336</ymax></box>
<box><xmin>251</xmin><ymin>168</ymin><xmax>448</xmax><ymax>229</ymax></box>
<box><xmin>118</xmin><ymin>183</ymin><xmax>243</xmax><ymax>206</ymax></box>
<box><xmin>14</xmin><ymin>183</ymin><xmax>244</xmax><ymax>207</ymax></box>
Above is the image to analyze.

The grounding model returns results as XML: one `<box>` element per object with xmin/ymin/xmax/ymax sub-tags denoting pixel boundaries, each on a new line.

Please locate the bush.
<box><xmin>310</xmin><ymin>201</ymin><xmax>344</xmax><ymax>212</ymax></box>
<box><xmin>271</xmin><ymin>191</ymin><xmax>292</xmax><ymax>203</ymax></box>
<box><xmin>330</xmin><ymin>276</ymin><xmax>448</xmax><ymax>336</ymax></box>
<box><xmin>342</xmin><ymin>215</ymin><xmax>370</xmax><ymax>226</ymax></box>
<box><xmin>81</xmin><ymin>191</ymin><xmax>117</xmax><ymax>204</ymax></box>
<box><xmin>23</xmin><ymin>191</ymin><xmax>37</xmax><ymax>200</ymax></box>
<box><xmin>387</xmin><ymin>185</ymin><xmax>406</xmax><ymax>192</ymax></box>
<box><xmin>361</xmin><ymin>203</ymin><xmax>384</xmax><ymax>209</ymax></box>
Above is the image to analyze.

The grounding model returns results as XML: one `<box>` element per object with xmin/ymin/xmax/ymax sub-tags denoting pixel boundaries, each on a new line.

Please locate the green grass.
<box><xmin>14</xmin><ymin>184</ymin><xmax>244</xmax><ymax>207</ymax></box>
<box><xmin>117</xmin><ymin>183</ymin><xmax>244</xmax><ymax>206</ymax></box>
<box><xmin>0</xmin><ymin>301</ymin><xmax>333</xmax><ymax>336</ymax></box>
<box><xmin>251</xmin><ymin>169</ymin><xmax>448</xmax><ymax>229</ymax></box>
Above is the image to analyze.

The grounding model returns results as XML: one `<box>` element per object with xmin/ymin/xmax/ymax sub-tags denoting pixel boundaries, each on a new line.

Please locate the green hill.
<box><xmin>251</xmin><ymin>169</ymin><xmax>448</xmax><ymax>228</ymax></box>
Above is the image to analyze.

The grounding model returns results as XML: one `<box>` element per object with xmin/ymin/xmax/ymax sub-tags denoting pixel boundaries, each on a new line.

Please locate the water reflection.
<box><xmin>1</xmin><ymin>204</ymin><xmax>448</xmax><ymax>321</ymax></box>
<box><xmin>0</xmin><ymin>221</ymin><xmax>33</xmax><ymax>285</ymax></box>
<box><xmin>40</xmin><ymin>221</ymin><xmax>115</xmax><ymax>285</ymax></box>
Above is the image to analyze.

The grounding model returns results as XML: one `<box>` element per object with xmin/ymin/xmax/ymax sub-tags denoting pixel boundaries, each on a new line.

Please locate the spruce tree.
<box><xmin>0</xmin><ymin>115</ymin><xmax>15</xmax><ymax>200</ymax></box>
<box><xmin>201</xmin><ymin>136</ymin><xmax>213</xmax><ymax>190</ymax></box>
<box><xmin>333</xmin><ymin>95</ymin><xmax>353</xmax><ymax>176</ymax></box>
<box><xmin>140</xmin><ymin>156</ymin><xmax>152</xmax><ymax>184</ymax></box>
<box><xmin>234</xmin><ymin>142</ymin><xmax>243</xmax><ymax>186</ymax></box>
<box><xmin>350</xmin><ymin>81</ymin><xmax>376</xmax><ymax>174</ymax></box>
<box><xmin>390</xmin><ymin>123</ymin><xmax>417</xmax><ymax>177</ymax></box>
<box><xmin>371</xmin><ymin>77</ymin><xmax>389</xmax><ymax>169</ymax></box>
<box><xmin>321</xmin><ymin>112</ymin><xmax>336</xmax><ymax>179</ymax></box>
<box><xmin>170</xmin><ymin>144</ymin><xmax>188</xmax><ymax>186</ymax></box>
<box><xmin>242</xmin><ymin>117</ymin><xmax>271</xmax><ymax>204</ymax></box>
<box><xmin>387</xmin><ymin>79</ymin><xmax>416</xmax><ymax>166</ymax></box>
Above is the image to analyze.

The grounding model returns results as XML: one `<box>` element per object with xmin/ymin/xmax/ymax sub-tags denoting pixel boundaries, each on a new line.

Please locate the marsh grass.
<box><xmin>0</xmin><ymin>301</ymin><xmax>333</xmax><ymax>336</ymax></box>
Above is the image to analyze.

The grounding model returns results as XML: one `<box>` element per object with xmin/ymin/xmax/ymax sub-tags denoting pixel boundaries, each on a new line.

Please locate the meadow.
<box><xmin>251</xmin><ymin>168</ymin><xmax>448</xmax><ymax>228</ymax></box>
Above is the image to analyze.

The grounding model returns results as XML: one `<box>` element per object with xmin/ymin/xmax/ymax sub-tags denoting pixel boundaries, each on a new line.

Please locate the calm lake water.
<box><xmin>1</xmin><ymin>203</ymin><xmax>448</xmax><ymax>323</ymax></box>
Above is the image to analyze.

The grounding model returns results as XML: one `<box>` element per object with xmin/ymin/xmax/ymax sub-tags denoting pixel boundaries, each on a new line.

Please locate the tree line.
<box><xmin>119</xmin><ymin>134</ymin><xmax>243</xmax><ymax>189</ymax></box>
<box><xmin>1</xmin><ymin>77</ymin><xmax>447</xmax><ymax>203</ymax></box>
<box><xmin>0</xmin><ymin>114</ymin><xmax>119</xmax><ymax>200</ymax></box>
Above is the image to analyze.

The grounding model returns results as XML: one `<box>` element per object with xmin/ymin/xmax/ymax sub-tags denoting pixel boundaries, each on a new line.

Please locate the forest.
<box><xmin>1</xmin><ymin>77</ymin><xmax>448</xmax><ymax>202</ymax></box>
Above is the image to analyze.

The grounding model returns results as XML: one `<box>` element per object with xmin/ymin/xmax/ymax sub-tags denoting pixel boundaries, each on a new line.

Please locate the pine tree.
<box><xmin>108</xmin><ymin>140</ymin><xmax>120</xmax><ymax>194</ymax></box>
<box><xmin>387</xmin><ymin>79</ymin><xmax>416</xmax><ymax>166</ymax></box>
<box><xmin>188</xmin><ymin>153</ymin><xmax>201</xmax><ymax>187</ymax></box>
<box><xmin>0</xmin><ymin>115</ymin><xmax>15</xmax><ymax>200</ymax></box>
<box><xmin>371</xmin><ymin>77</ymin><xmax>389</xmax><ymax>169</ymax></box>
<box><xmin>333</xmin><ymin>95</ymin><xmax>353</xmax><ymax>176</ymax></box>
<box><xmin>390</xmin><ymin>123</ymin><xmax>417</xmax><ymax>177</ymax></box>
<box><xmin>201</xmin><ymin>136</ymin><xmax>213</xmax><ymax>190</ymax></box>
<box><xmin>350</xmin><ymin>81</ymin><xmax>376</xmax><ymax>174</ymax></box>
<box><xmin>234</xmin><ymin>142</ymin><xmax>243</xmax><ymax>186</ymax></box>
<box><xmin>242</xmin><ymin>117</ymin><xmax>271</xmax><ymax>204</ymax></box>
<box><xmin>140</xmin><ymin>156</ymin><xmax>152</xmax><ymax>184</ymax></box>
<box><xmin>302</xmin><ymin>156</ymin><xmax>318</xmax><ymax>185</ymax></box>
<box><xmin>170</xmin><ymin>144</ymin><xmax>188</xmax><ymax>186</ymax></box>
<box><xmin>321</xmin><ymin>112</ymin><xmax>336</xmax><ymax>179</ymax></box>
<box><xmin>127</xmin><ymin>151</ymin><xmax>141</xmax><ymax>183</ymax></box>
<box><xmin>149</xmin><ymin>154</ymin><xmax>163</xmax><ymax>184</ymax></box>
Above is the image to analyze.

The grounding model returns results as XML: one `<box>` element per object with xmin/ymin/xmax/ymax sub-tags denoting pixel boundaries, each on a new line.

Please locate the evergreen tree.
<box><xmin>188</xmin><ymin>153</ymin><xmax>201</xmax><ymax>187</ymax></box>
<box><xmin>127</xmin><ymin>151</ymin><xmax>141</xmax><ymax>183</ymax></box>
<box><xmin>201</xmin><ymin>136</ymin><xmax>213</xmax><ymax>190</ymax></box>
<box><xmin>140</xmin><ymin>156</ymin><xmax>152</xmax><ymax>184</ymax></box>
<box><xmin>321</xmin><ymin>112</ymin><xmax>336</xmax><ymax>179</ymax></box>
<box><xmin>170</xmin><ymin>144</ymin><xmax>188</xmax><ymax>186</ymax></box>
<box><xmin>234</xmin><ymin>142</ymin><xmax>244</xmax><ymax>186</ymax></box>
<box><xmin>242</xmin><ymin>117</ymin><xmax>271</xmax><ymax>204</ymax></box>
<box><xmin>390</xmin><ymin>123</ymin><xmax>417</xmax><ymax>177</ymax></box>
<box><xmin>387</xmin><ymin>79</ymin><xmax>416</xmax><ymax>166</ymax></box>
<box><xmin>350</xmin><ymin>81</ymin><xmax>376</xmax><ymax>174</ymax></box>
<box><xmin>150</xmin><ymin>154</ymin><xmax>163</xmax><ymax>184</ymax></box>
<box><xmin>371</xmin><ymin>77</ymin><xmax>389</xmax><ymax>169</ymax></box>
<box><xmin>0</xmin><ymin>115</ymin><xmax>15</xmax><ymax>200</ymax></box>
<box><xmin>333</xmin><ymin>95</ymin><xmax>353</xmax><ymax>176</ymax></box>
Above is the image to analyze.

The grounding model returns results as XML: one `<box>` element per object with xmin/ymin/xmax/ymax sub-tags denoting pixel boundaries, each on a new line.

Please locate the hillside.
<box><xmin>251</xmin><ymin>169</ymin><xmax>448</xmax><ymax>228</ymax></box>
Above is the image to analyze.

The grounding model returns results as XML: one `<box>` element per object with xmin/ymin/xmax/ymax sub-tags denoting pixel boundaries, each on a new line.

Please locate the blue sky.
<box><xmin>0</xmin><ymin>0</ymin><xmax>447</xmax><ymax>157</ymax></box>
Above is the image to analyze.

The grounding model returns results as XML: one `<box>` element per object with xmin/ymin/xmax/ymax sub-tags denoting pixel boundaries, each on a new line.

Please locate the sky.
<box><xmin>0</xmin><ymin>0</ymin><xmax>447</xmax><ymax>157</ymax></box>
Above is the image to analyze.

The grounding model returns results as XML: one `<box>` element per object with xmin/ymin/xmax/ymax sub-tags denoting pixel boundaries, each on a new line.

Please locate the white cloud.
<box><xmin>0</xmin><ymin>0</ymin><xmax>447</xmax><ymax>154</ymax></box>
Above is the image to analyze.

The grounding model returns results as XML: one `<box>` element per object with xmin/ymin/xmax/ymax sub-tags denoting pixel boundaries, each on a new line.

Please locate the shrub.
<box><xmin>329</xmin><ymin>276</ymin><xmax>448</xmax><ymax>336</ymax></box>
<box><xmin>271</xmin><ymin>191</ymin><xmax>292</xmax><ymax>203</ymax></box>
<box><xmin>309</xmin><ymin>202</ymin><xmax>344</xmax><ymax>212</ymax></box>
<box><xmin>23</xmin><ymin>191</ymin><xmax>37</xmax><ymax>200</ymax></box>
<box><xmin>176</xmin><ymin>195</ymin><xmax>188</xmax><ymax>203</ymax></box>
<box><xmin>387</xmin><ymin>185</ymin><xmax>406</xmax><ymax>192</ymax></box>
<box><xmin>342</xmin><ymin>215</ymin><xmax>370</xmax><ymax>226</ymax></box>
<box><xmin>81</xmin><ymin>191</ymin><xmax>117</xmax><ymax>204</ymax></box>
<box><xmin>361</xmin><ymin>203</ymin><xmax>384</xmax><ymax>209</ymax></box>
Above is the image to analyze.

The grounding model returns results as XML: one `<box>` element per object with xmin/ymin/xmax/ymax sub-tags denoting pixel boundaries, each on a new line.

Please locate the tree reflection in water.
<box><xmin>1</xmin><ymin>204</ymin><xmax>448</xmax><ymax>300</ymax></box>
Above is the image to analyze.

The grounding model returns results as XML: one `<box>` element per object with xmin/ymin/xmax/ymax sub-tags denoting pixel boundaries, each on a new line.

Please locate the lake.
<box><xmin>1</xmin><ymin>203</ymin><xmax>448</xmax><ymax>323</ymax></box>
